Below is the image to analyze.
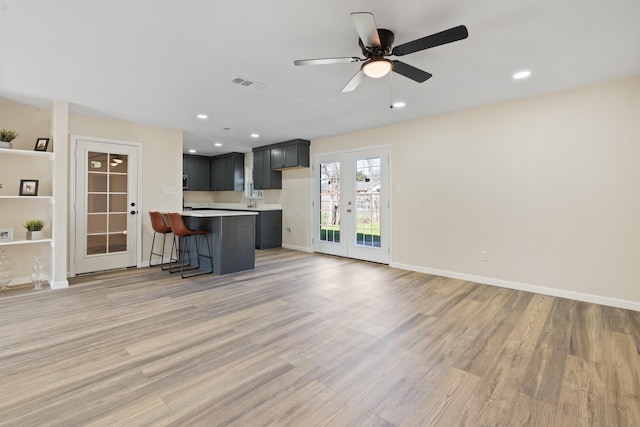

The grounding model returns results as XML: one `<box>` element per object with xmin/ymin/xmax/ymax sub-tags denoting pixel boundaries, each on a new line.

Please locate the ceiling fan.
<box><xmin>294</xmin><ymin>12</ymin><xmax>468</xmax><ymax>92</ymax></box>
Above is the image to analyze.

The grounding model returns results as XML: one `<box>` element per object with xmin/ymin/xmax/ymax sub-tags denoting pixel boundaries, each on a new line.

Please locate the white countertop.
<box><xmin>184</xmin><ymin>202</ymin><xmax>282</xmax><ymax>212</ymax></box>
<box><xmin>181</xmin><ymin>210</ymin><xmax>258</xmax><ymax>217</ymax></box>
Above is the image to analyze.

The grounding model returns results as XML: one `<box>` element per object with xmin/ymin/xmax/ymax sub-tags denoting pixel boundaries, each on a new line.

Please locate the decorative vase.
<box><xmin>0</xmin><ymin>141</ymin><xmax>13</xmax><ymax>149</ymax></box>
<box><xmin>27</xmin><ymin>231</ymin><xmax>43</xmax><ymax>240</ymax></box>
<box><xmin>0</xmin><ymin>250</ymin><xmax>13</xmax><ymax>289</ymax></box>
<box><xmin>31</xmin><ymin>257</ymin><xmax>45</xmax><ymax>290</ymax></box>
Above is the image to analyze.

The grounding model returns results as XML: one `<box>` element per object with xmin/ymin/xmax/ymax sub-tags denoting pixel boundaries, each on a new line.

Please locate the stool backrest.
<box><xmin>149</xmin><ymin>211</ymin><xmax>171</xmax><ymax>233</ymax></box>
<box><xmin>167</xmin><ymin>213</ymin><xmax>193</xmax><ymax>237</ymax></box>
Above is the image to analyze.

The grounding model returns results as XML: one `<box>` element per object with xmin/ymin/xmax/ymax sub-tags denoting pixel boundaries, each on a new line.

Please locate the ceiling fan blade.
<box><xmin>341</xmin><ymin>69</ymin><xmax>365</xmax><ymax>92</ymax></box>
<box><xmin>351</xmin><ymin>12</ymin><xmax>381</xmax><ymax>49</ymax></box>
<box><xmin>392</xmin><ymin>61</ymin><xmax>432</xmax><ymax>83</ymax></box>
<box><xmin>392</xmin><ymin>25</ymin><xmax>468</xmax><ymax>56</ymax></box>
<box><xmin>294</xmin><ymin>57</ymin><xmax>362</xmax><ymax>66</ymax></box>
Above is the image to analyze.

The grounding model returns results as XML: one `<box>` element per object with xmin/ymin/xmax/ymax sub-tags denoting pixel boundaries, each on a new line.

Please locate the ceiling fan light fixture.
<box><xmin>363</xmin><ymin>58</ymin><xmax>392</xmax><ymax>78</ymax></box>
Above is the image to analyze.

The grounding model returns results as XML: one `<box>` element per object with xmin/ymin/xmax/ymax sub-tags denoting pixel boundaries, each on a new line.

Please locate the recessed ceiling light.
<box><xmin>196</xmin><ymin>114</ymin><xmax>208</xmax><ymax>119</ymax></box>
<box><xmin>251</xmin><ymin>133</ymin><xmax>260</xmax><ymax>138</ymax></box>
<box><xmin>214</xmin><ymin>143</ymin><xmax>222</xmax><ymax>147</ymax></box>
<box><xmin>513</xmin><ymin>70</ymin><xmax>531</xmax><ymax>80</ymax></box>
<box><xmin>188</xmin><ymin>149</ymin><xmax>196</xmax><ymax>153</ymax></box>
<box><xmin>392</xmin><ymin>101</ymin><xmax>406</xmax><ymax>109</ymax></box>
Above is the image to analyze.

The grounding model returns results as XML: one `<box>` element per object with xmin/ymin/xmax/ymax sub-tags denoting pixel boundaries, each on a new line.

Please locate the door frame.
<box><xmin>69</xmin><ymin>135</ymin><xmax>143</xmax><ymax>276</ymax></box>
<box><xmin>311</xmin><ymin>145</ymin><xmax>391</xmax><ymax>264</ymax></box>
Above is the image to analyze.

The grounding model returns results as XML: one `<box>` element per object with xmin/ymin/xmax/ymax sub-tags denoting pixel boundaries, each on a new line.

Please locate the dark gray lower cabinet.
<box><xmin>255</xmin><ymin>210</ymin><xmax>282</xmax><ymax>249</ymax></box>
<box><xmin>210</xmin><ymin>208</ymin><xmax>282</xmax><ymax>249</ymax></box>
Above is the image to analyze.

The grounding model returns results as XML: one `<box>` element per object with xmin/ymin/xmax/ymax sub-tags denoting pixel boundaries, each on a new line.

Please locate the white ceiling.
<box><xmin>1</xmin><ymin>0</ymin><xmax>639</xmax><ymax>156</ymax></box>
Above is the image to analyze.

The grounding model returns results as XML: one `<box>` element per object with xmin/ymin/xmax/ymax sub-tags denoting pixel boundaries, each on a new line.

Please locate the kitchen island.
<box><xmin>180</xmin><ymin>210</ymin><xmax>258</xmax><ymax>275</ymax></box>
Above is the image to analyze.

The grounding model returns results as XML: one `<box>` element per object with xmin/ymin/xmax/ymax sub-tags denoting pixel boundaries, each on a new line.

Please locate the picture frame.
<box><xmin>0</xmin><ymin>228</ymin><xmax>12</xmax><ymax>243</ymax></box>
<box><xmin>19</xmin><ymin>179</ymin><xmax>39</xmax><ymax>196</ymax></box>
<box><xmin>34</xmin><ymin>138</ymin><xmax>50</xmax><ymax>152</ymax></box>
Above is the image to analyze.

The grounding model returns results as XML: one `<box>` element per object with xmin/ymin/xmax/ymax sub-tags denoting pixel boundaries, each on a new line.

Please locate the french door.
<box><xmin>313</xmin><ymin>147</ymin><xmax>389</xmax><ymax>264</ymax></box>
<box><xmin>73</xmin><ymin>138</ymin><xmax>140</xmax><ymax>274</ymax></box>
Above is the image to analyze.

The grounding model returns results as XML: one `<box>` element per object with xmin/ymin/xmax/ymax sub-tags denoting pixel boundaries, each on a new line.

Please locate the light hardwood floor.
<box><xmin>1</xmin><ymin>248</ymin><xmax>639</xmax><ymax>426</ymax></box>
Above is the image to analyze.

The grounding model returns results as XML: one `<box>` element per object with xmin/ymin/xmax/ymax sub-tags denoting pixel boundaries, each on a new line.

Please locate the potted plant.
<box><xmin>24</xmin><ymin>220</ymin><xmax>45</xmax><ymax>240</ymax></box>
<box><xmin>0</xmin><ymin>128</ymin><xmax>18</xmax><ymax>149</ymax></box>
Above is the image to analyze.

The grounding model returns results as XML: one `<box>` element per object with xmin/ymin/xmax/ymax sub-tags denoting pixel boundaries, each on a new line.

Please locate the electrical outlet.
<box><xmin>286</xmin><ymin>227</ymin><xmax>292</xmax><ymax>234</ymax></box>
<box><xmin>480</xmin><ymin>251</ymin><xmax>488</xmax><ymax>261</ymax></box>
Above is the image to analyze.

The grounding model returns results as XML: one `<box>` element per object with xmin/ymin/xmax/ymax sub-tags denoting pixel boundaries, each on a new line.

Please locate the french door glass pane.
<box><xmin>319</xmin><ymin>161</ymin><xmax>341</xmax><ymax>243</ymax></box>
<box><xmin>354</xmin><ymin>157</ymin><xmax>381</xmax><ymax>248</ymax></box>
<box><xmin>86</xmin><ymin>151</ymin><xmax>129</xmax><ymax>255</ymax></box>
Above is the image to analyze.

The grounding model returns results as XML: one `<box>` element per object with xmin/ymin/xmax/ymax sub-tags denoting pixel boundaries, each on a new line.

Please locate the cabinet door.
<box><xmin>225</xmin><ymin>155</ymin><xmax>244</xmax><ymax>191</ymax></box>
<box><xmin>184</xmin><ymin>155</ymin><xmax>210</xmax><ymax>190</ymax></box>
<box><xmin>253</xmin><ymin>150</ymin><xmax>269</xmax><ymax>189</ymax></box>
<box><xmin>283</xmin><ymin>144</ymin><xmax>299</xmax><ymax>168</ymax></box>
<box><xmin>211</xmin><ymin>157</ymin><xmax>226</xmax><ymax>191</ymax></box>
<box><xmin>254</xmin><ymin>150</ymin><xmax>282</xmax><ymax>189</ymax></box>
<box><xmin>271</xmin><ymin>147</ymin><xmax>285</xmax><ymax>169</ymax></box>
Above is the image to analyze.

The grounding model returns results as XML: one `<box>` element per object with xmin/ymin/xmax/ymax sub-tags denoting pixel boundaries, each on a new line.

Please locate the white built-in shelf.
<box><xmin>0</xmin><ymin>238</ymin><xmax>52</xmax><ymax>247</ymax></box>
<box><xmin>0</xmin><ymin>147</ymin><xmax>54</xmax><ymax>159</ymax></box>
<box><xmin>0</xmin><ymin>196</ymin><xmax>53</xmax><ymax>200</ymax></box>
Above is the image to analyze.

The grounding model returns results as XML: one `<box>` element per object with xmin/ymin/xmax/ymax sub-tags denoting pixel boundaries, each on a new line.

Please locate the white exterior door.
<box><xmin>313</xmin><ymin>147</ymin><xmax>389</xmax><ymax>264</ymax></box>
<box><xmin>74</xmin><ymin>138</ymin><xmax>140</xmax><ymax>274</ymax></box>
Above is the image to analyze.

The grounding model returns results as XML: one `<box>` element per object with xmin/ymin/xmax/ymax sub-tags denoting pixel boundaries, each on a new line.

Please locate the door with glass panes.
<box><xmin>313</xmin><ymin>147</ymin><xmax>389</xmax><ymax>264</ymax></box>
<box><xmin>74</xmin><ymin>138</ymin><xmax>139</xmax><ymax>274</ymax></box>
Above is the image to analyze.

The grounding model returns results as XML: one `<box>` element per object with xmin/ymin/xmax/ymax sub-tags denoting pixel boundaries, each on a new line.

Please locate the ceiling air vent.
<box><xmin>229</xmin><ymin>76</ymin><xmax>265</xmax><ymax>90</ymax></box>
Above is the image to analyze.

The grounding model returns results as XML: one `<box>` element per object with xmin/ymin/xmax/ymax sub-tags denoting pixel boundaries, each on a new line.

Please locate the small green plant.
<box><xmin>0</xmin><ymin>129</ymin><xmax>18</xmax><ymax>142</ymax></box>
<box><xmin>24</xmin><ymin>220</ymin><xmax>45</xmax><ymax>231</ymax></box>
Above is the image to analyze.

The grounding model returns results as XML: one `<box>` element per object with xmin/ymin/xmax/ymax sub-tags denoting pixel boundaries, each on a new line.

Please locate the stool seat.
<box><xmin>167</xmin><ymin>213</ymin><xmax>213</xmax><ymax>278</ymax></box>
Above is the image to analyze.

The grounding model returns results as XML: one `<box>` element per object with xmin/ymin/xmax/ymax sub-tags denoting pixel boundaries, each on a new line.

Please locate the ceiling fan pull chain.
<box><xmin>389</xmin><ymin>71</ymin><xmax>394</xmax><ymax>109</ymax></box>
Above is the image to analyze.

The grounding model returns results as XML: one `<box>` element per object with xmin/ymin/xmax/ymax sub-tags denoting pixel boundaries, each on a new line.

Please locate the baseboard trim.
<box><xmin>390</xmin><ymin>262</ymin><xmax>640</xmax><ymax>312</ymax></box>
<box><xmin>282</xmin><ymin>244</ymin><xmax>313</xmax><ymax>253</ymax></box>
<box><xmin>50</xmin><ymin>279</ymin><xmax>69</xmax><ymax>289</ymax></box>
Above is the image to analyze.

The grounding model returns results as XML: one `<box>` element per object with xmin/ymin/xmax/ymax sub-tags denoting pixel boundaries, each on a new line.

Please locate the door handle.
<box><xmin>347</xmin><ymin>209</ymin><xmax>352</xmax><ymax>213</ymax></box>
<box><xmin>130</xmin><ymin>210</ymin><xmax>137</xmax><ymax>215</ymax></box>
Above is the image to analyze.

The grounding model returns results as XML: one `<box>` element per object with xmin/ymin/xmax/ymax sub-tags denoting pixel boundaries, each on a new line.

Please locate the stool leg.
<box><xmin>199</xmin><ymin>234</ymin><xmax>214</xmax><ymax>274</ymax></box>
<box><xmin>169</xmin><ymin>235</ymin><xmax>201</xmax><ymax>276</ymax></box>
<box><xmin>149</xmin><ymin>231</ymin><xmax>158</xmax><ymax>267</ymax></box>
<box><xmin>171</xmin><ymin>233</ymin><xmax>214</xmax><ymax>278</ymax></box>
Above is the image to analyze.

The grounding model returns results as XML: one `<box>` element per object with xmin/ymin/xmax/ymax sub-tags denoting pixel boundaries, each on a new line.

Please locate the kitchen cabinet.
<box><xmin>255</xmin><ymin>210</ymin><xmax>282</xmax><ymax>249</ymax></box>
<box><xmin>183</xmin><ymin>154</ymin><xmax>210</xmax><ymax>191</ymax></box>
<box><xmin>225</xmin><ymin>153</ymin><xmax>244</xmax><ymax>192</ymax></box>
<box><xmin>252</xmin><ymin>148</ymin><xmax>282</xmax><ymax>190</ymax></box>
<box><xmin>210</xmin><ymin>157</ymin><xmax>225</xmax><ymax>191</ymax></box>
<box><xmin>210</xmin><ymin>152</ymin><xmax>244</xmax><ymax>192</ymax></box>
<box><xmin>270</xmin><ymin>139</ymin><xmax>310</xmax><ymax>169</ymax></box>
<box><xmin>200</xmin><ymin>207</ymin><xmax>282</xmax><ymax>249</ymax></box>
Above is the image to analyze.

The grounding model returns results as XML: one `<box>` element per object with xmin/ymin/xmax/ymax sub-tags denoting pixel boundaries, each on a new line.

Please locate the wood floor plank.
<box><xmin>399</xmin><ymin>367</ymin><xmax>481</xmax><ymax>427</ymax></box>
<box><xmin>0</xmin><ymin>248</ymin><xmax>638</xmax><ymax>425</ymax></box>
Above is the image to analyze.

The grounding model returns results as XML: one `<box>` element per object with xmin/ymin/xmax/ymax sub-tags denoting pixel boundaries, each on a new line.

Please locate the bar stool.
<box><xmin>167</xmin><ymin>212</ymin><xmax>213</xmax><ymax>278</ymax></box>
<box><xmin>149</xmin><ymin>211</ymin><xmax>176</xmax><ymax>270</ymax></box>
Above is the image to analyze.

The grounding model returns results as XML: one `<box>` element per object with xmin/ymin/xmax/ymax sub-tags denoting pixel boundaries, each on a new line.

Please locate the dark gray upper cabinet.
<box><xmin>210</xmin><ymin>157</ymin><xmax>226</xmax><ymax>191</ymax></box>
<box><xmin>183</xmin><ymin>154</ymin><xmax>211</xmax><ymax>191</ymax></box>
<box><xmin>210</xmin><ymin>152</ymin><xmax>244</xmax><ymax>191</ymax></box>
<box><xmin>253</xmin><ymin>148</ymin><xmax>282</xmax><ymax>190</ymax></box>
<box><xmin>270</xmin><ymin>139</ymin><xmax>310</xmax><ymax>169</ymax></box>
<box><xmin>252</xmin><ymin>139</ymin><xmax>309</xmax><ymax>190</ymax></box>
<box><xmin>183</xmin><ymin>152</ymin><xmax>244</xmax><ymax>192</ymax></box>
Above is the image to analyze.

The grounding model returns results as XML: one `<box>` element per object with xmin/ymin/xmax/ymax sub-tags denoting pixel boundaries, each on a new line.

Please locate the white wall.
<box><xmin>282</xmin><ymin>74</ymin><xmax>640</xmax><ymax>308</ymax></box>
<box><xmin>69</xmin><ymin>114</ymin><xmax>183</xmax><ymax>269</ymax></box>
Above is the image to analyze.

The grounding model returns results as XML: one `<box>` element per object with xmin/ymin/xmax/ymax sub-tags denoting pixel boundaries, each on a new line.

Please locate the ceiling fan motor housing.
<box><xmin>359</xmin><ymin>28</ymin><xmax>395</xmax><ymax>57</ymax></box>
